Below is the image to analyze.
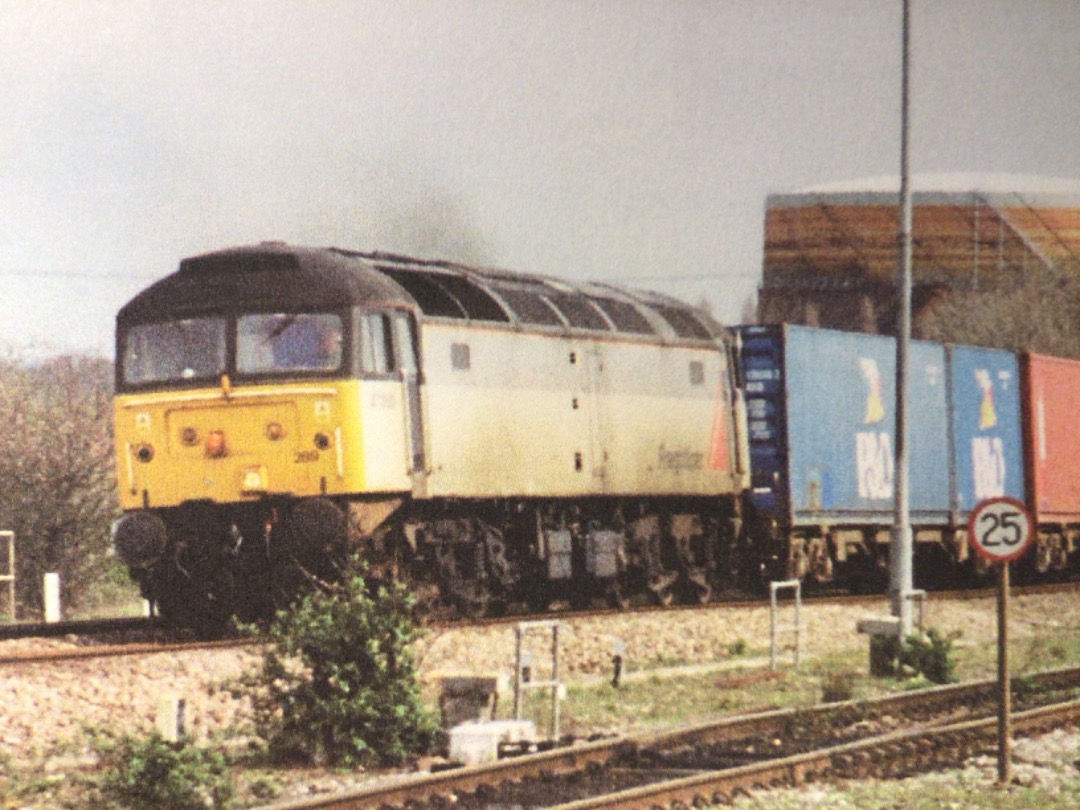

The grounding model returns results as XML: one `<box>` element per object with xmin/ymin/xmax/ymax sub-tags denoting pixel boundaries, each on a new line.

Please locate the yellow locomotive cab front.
<box><xmin>114</xmin><ymin>379</ymin><xmax>366</xmax><ymax>510</ymax></box>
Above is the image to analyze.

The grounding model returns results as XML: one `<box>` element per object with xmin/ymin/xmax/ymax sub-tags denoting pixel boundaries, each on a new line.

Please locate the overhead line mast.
<box><xmin>891</xmin><ymin>0</ymin><xmax>915</xmax><ymax>637</ymax></box>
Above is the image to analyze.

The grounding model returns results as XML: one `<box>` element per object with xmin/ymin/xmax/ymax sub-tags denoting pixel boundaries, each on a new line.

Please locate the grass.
<box><xmin>509</xmin><ymin>645</ymin><xmax>939</xmax><ymax>740</ymax></box>
<box><xmin>69</xmin><ymin>558</ymin><xmax>146</xmax><ymax>619</ymax></box>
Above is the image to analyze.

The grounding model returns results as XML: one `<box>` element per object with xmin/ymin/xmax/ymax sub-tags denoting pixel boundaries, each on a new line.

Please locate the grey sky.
<box><xmin>2</xmin><ymin>0</ymin><xmax>1078</xmax><ymax>357</ymax></box>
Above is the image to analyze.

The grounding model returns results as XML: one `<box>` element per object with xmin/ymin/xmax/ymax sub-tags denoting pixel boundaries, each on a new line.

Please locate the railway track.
<box><xmin>0</xmin><ymin>636</ymin><xmax>256</xmax><ymax>667</ymax></box>
<box><xmin>429</xmin><ymin>579</ymin><xmax>1079</xmax><ymax>631</ymax></box>
<box><xmin>0</xmin><ymin>580</ymin><xmax>1073</xmax><ymax>667</ymax></box>
<box><xmin>253</xmin><ymin>666</ymin><xmax>1080</xmax><ymax>810</ymax></box>
<box><xmin>0</xmin><ymin>614</ymin><xmax>167</xmax><ymax>641</ymax></box>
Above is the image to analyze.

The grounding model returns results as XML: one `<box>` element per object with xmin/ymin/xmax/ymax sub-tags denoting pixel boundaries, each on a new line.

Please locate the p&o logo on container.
<box><xmin>972</xmin><ymin>368</ymin><xmax>1006</xmax><ymax>500</ymax></box>
<box><xmin>856</xmin><ymin>358</ymin><xmax>894</xmax><ymax>501</ymax></box>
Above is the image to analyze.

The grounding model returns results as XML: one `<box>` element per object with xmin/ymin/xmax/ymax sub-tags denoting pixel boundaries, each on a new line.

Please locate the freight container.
<box><xmin>947</xmin><ymin>345</ymin><xmax>1025</xmax><ymax>516</ymax></box>
<box><xmin>737</xmin><ymin>324</ymin><xmax>950</xmax><ymax>530</ymax></box>
<box><xmin>1021</xmin><ymin>353</ymin><xmax>1080</xmax><ymax>525</ymax></box>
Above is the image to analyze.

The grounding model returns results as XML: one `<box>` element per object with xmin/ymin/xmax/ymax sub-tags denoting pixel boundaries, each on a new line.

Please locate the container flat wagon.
<box><xmin>736</xmin><ymin>325</ymin><xmax>1026</xmax><ymax>587</ymax></box>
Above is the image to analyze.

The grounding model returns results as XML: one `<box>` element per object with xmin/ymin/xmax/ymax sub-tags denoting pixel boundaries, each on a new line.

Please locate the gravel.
<box><xmin>1</xmin><ymin>589</ymin><xmax>1078</xmax><ymax>802</ymax></box>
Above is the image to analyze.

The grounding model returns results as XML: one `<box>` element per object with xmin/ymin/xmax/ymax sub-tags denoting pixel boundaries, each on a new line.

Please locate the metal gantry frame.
<box><xmin>769</xmin><ymin>579</ymin><xmax>801</xmax><ymax>670</ymax></box>
<box><xmin>513</xmin><ymin>619</ymin><xmax>562</xmax><ymax>741</ymax></box>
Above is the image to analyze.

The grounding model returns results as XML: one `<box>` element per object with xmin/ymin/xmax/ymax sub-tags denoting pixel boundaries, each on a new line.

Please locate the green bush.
<box><xmin>820</xmin><ymin>669</ymin><xmax>858</xmax><ymax>702</ymax></box>
<box><xmin>95</xmin><ymin>732</ymin><xmax>232</xmax><ymax>810</ymax></box>
<box><xmin>871</xmin><ymin>627</ymin><xmax>959</xmax><ymax>684</ymax></box>
<box><xmin>233</xmin><ymin>564</ymin><xmax>439</xmax><ymax>767</ymax></box>
<box><xmin>898</xmin><ymin>628</ymin><xmax>958</xmax><ymax>684</ymax></box>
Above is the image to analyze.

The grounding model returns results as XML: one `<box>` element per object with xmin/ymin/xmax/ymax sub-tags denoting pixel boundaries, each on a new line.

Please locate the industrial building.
<box><xmin>757</xmin><ymin>174</ymin><xmax>1080</xmax><ymax>336</ymax></box>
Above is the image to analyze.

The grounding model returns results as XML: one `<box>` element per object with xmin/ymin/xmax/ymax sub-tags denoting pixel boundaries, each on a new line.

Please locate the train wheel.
<box><xmin>153</xmin><ymin>559</ymin><xmax>234</xmax><ymax>638</ymax></box>
<box><xmin>786</xmin><ymin>536</ymin><xmax>809</xmax><ymax>582</ymax></box>
<box><xmin>156</xmin><ymin>503</ymin><xmax>237</xmax><ymax>636</ymax></box>
<box><xmin>271</xmin><ymin>498</ymin><xmax>350</xmax><ymax>610</ymax></box>
<box><xmin>607</xmin><ymin>579</ymin><xmax>630</xmax><ymax>610</ymax></box>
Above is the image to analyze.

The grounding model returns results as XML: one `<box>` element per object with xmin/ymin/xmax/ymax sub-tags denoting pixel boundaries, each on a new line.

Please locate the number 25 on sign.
<box><xmin>967</xmin><ymin>496</ymin><xmax>1033</xmax><ymax>563</ymax></box>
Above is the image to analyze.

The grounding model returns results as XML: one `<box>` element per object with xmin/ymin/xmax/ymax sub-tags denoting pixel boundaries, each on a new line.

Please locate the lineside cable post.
<box><xmin>0</xmin><ymin>532</ymin><xmax>14</xmax><ymax>622</ymax></box>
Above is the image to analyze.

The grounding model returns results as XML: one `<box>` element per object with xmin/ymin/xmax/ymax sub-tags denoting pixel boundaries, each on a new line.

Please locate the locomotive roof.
<box><xmin>117</xmin><ymin>243</ymin><xmax>414</xmax><ymax>324</ymax></box>
<box><xmin>118</xmin><ymin>243</ymin><xmax>722</xmax><ymax>342</ymax></box>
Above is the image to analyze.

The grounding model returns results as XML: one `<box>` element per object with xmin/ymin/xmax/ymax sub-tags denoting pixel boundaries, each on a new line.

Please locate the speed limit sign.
<box><xmin>967</xmin><ymin>497</ymin><xmax>1034</xmax><ymax>563</ymax></box>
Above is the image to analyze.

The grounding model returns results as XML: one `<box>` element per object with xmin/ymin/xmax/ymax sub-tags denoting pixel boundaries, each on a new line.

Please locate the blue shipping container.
<box><xmin>948</xmin><ymin>345</ymin><xmax>1024</xmax><ymax>514</ymax></box>
<box><xmin>738</xmin><ymin>324</ymin><xmax>951</xmax><ymax>527</ymax></box>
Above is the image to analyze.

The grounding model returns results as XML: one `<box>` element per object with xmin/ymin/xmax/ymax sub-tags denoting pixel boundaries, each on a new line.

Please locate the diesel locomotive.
<box><xmin>112</xmin><ymin>243</ymin><xmax>753</xmax><ymax>629</ymax></box>
<box><xmin>112</xmin><ymin>243</ymin><xmax>1080</xmax><ymax>631</ymax></box>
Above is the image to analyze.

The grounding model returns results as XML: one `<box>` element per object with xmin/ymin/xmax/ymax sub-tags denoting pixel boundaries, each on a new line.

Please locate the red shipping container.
<box><xmin>1022</xmin><ymin>353</ymin><xmax>1080</xmax><ymax>523</ymax></box>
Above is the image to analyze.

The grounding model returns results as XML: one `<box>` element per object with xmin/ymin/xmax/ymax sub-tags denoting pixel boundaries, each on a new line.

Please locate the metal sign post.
<box><xmin>967</xmin><ymin>496</ymin><xmax>1034</xmax><ymax>786</ymax></box>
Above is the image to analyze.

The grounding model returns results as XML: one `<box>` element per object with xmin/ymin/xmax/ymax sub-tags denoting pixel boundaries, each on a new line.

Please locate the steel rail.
<box><xmin>427</xmin><ymin>580</ymin><xmax>1078</xmax><ymax>631</ymax></box>
<box><xmin>249</xmin><ymin>665</ymin><xmax>1080</xmax><ymax>810</ymax></box>
<box><xmin>547</xmin><ymin>698</ymin><xmax>1080</xmax><ymax>810</ymax></box>
<box><xmin>0</xmin><ymin>615</ymin><xmax>166</xmax><ymax>641</ymax></box>
<box><xmin>0</xmin><ymin>581</ymin><xmax>1069</xmax><ymax>641</ymax></box>
<box><xmin>0</xmin><ymin>637</ymin><xmax>258</xmax><ymax>667</ymax></box>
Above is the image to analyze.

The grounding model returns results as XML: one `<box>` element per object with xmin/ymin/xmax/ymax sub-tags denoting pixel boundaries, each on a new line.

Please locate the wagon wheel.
<box><xmin>647</xmin><ymin>570</ymin><xmax>678</xmax><ymax>606</ymax></box>
<box><xmin>687</xmin><ymin>569</ymin><xmax>713</xmax><ymax>605</ymax></box>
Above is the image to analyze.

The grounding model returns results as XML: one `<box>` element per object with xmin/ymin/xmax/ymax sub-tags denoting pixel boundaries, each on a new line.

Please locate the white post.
<box><xmin>156</xmin><ymin>695</ymin><xmax>187</xmax><ymax>742</ymax></box>
<box><xmin>44</xmin><ymin>572</ymin><xmax>61</xmax><ymax>623</ymax></box>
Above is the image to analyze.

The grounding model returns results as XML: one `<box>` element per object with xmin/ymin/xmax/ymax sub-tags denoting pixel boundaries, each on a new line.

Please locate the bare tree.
<box><xmin>918</xmin><ymin>259</ymin><xmax>1080</xmax><ymax>359</ymax></box>
<box><xmin>0</xmin><ymin>354</ymin><xmax>117</xmax><ymax>616</ymax></box>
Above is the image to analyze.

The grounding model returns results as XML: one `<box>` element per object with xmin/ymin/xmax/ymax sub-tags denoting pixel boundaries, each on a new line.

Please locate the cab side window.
<box><xmin>392</xmin><ymin>312</ymin><xmax>419</xmax><ymax>375</ymax></box>
<box><xmin>356</xmin><ymin>310</ymin><xmax>420</xmax><ymax>377</ymax></box>
<box><xmin>358</xmin><ymin>312</ymin><xmax>394</xmax><ymax>375</ymax></box>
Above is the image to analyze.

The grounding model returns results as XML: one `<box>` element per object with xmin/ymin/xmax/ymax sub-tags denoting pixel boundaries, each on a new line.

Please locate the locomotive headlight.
<box><xmin>241</xmin><ymin>466</ymin><xmax>269</xmax><ymax>494</ymax></box>
<box><xmin>205</xmin><ymin>429</ymin><xmax>227</xmax><ymax>458</ymax></box>
<box><xmin>180</xmin><ymin>426</ymin><xmax>199</xmax><ymax>446</ymax></box>
<box><xmin>313</xmin><ymin>432</ymin><xmax>332</xmax><ymax>451</ymax></box>
<box><xmin>135</xmin><ymin>443</ymin><xmax>155</xmax><ymax>463</ymax></box>
<box><xmin>266</xmin><ymin>422</ymin><xmax>286</xmax><ymax>441</ymax></box>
